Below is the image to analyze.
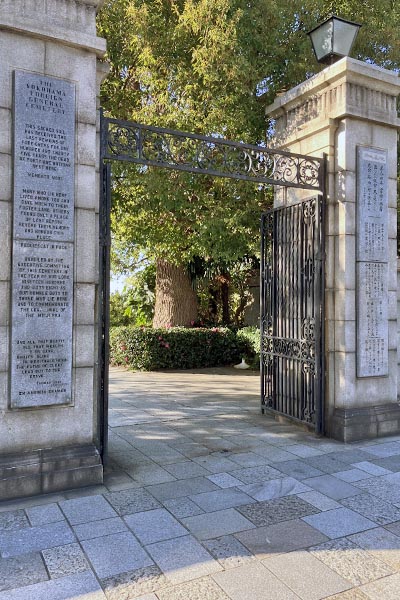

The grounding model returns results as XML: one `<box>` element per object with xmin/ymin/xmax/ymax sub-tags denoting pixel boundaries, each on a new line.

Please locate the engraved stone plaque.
<box><xmin>13</xmin><ymin>71</ymin><xmax>75</xmax><ymax>242</ymax></box>
<box><xmin>356</xmin><ymin>146</ymin><xmax>389</xmax><ymax>378</ymax></box>
<box><xmin>357</xmin><ymin>262</ymin><xmax>388</xmax><ymax>377</ymax></box>
<box><xmin>11</xmin><ymin>241</ymin><xmax>73</xmax><ymax>407</ymax></box>
<box><xmin>10</xmin><ymin>71</ymin><xmax>75</xmax><ymax>408</ymax></box>
<box><xmin>357</xmin><ymin>147</ymin><xmax>388</xmax><ymax>263</ymax></box>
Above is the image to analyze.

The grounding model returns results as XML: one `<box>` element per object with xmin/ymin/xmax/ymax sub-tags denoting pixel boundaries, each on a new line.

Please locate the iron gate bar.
<box><xmin>101</xmin><ymin>114</ymin><xmax>324</xmax><ymax>192</ymax></box>
<box><xmin>260</xmin><ymin>192</ymin><xmax>325</xmax><ymax>434</ymax></box>
<box><xmin>98</xmin><ymin>161</ymin><xmax>112</xmax><ymax>460</ymax></box>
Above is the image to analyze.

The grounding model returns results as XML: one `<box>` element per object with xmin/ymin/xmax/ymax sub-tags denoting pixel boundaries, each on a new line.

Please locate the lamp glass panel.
<box><xmin>310</xmin><ymin>20</ymin><xmax>333</xmax><ymax>61</ymax></box>
<box><xmin>333</xmin><ymin>20</ymin><xmax>359</xmax><ymax>56</ymax></box>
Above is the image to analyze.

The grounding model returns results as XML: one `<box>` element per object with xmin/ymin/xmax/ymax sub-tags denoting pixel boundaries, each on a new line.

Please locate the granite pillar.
<box><xmin>266</xmin><ymin>58</ymin><xmax>400</xmax><ymax>442</ymax></box>
<box><xmin>0</xmin><ymin>0</ymin><xmax>107</xmax><ymax>499</ymax></box>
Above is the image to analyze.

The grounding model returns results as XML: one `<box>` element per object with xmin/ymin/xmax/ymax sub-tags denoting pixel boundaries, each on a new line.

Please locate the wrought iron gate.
<box><xmin>98</xmin><ymin>113</ymin><xmax>326</xmax><ymax>458</ymax></box>
<box><xmin>260</xmin><ymin>196</ymin><xmax>325</xmax><ymax>433</ymax></box>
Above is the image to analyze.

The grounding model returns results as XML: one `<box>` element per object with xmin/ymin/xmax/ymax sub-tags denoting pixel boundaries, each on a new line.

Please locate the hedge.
<box><xmin>109</xmin><ymin>326</ymin><xmax>254</xmax><ymax>371</ymax></box>
<box><xmin>236</xmin><ymin>326</ymin><xmax>260</xmax><ymax>368</ymax></box>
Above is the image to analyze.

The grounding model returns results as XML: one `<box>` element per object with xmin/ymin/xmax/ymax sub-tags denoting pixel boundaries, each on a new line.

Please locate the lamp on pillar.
<box><xmin>308</xmin><ymin>15</ymin><xmax>361</xmax><ymax>65</ymax></box>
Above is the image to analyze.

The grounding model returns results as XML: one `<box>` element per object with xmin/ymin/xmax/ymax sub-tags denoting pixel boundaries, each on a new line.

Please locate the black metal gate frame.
<box><xmin>98</xmin><ymin>112</ymin><xmax>326</xmax><ymax>458</ymax></box>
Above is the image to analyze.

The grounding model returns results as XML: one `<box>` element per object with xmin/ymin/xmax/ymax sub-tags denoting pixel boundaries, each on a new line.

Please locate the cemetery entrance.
<box><xmin>99</xmin><ymin>114</ymin><xmax>326</xmax><ymax>456</ymax></box>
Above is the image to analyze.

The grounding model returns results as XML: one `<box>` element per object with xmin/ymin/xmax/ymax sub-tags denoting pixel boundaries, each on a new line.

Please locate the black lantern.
<box><xmin>308</xmin><ymin>15</ymin><xmax>361</xmax><ymax>65</ymax></box>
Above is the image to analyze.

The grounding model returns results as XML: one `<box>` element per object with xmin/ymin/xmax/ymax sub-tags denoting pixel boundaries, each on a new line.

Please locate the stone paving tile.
<box><xmin>25</xmin><ymin>503</ymin><xmax>64</xmax><ymax>527</ymax></box>
<box><xmin>325</xmin><ymin>450</ymin><xmax>373</xmax><ymax>465</ymax></box>
<box><xmin>146</xmin><ymin>534</ymin><xmax>222</xmax><ymax>584</ymax></box>
<box><xmin>275</xmin><ymin>459</ymin><xmax>325</xmax><ymax>480</ymax></box>
<box><xmin>325</xmin><ymin>591</ymin><xmax>370</xmax><ymax>600</ymax></box>
<box><xmin>42</xmin><ymin>543</ymin><xmax>89</xmax><ymax>579</ymax></box>
<box><xmin>73</xmin><ymin>517</ymin><xmax>128</xmax><ymax>541</ymax></box>
<box><xmin>238</xmin><ymin>476</ymin><xmax>311</xmax><ymax>501</ymax></box>
<box><xmin>226</xmin><ymin>452</ymin><xmax>267</xmax><ymax>467</ymax></box>
<box><xmin>252</xmin><ymin>446</ymin><xmax>297</xmax><ymax>462</ymax></box>
<box><xmin>385</xmin><ymin>520</ymin><xmax>400</xmax><ymax>537</ymax></box>
<box><xmin>161</xmin><ymin>497</ymin><xmax>204</xmax><ymax>519</ymax></box>
<box><xmin>202</xmin><ymin>535</ymin><xmax>255</xmax><ymax>569</ymax></box>
<box><xmin>228</xmin><ymin>465</ymin><xmax>283</xmax><ymax>484</ymax></box>
<box><xmin>349</xmin><ymin>527</ymin><xmax>400</xmax><ymax>569</ymax></box>
<box><xmin>190</xmin><ymin>488</ymin><xmax>255</xmax><ymax>512</ymax></box>
<box><xmin>0</xmin><ymin>520</ymin><xmax>75</xmax><ymax>558</ymax></box>
<box><xmin>170</xmin><ymin>443</ymin><xmax>210</xmax><ymax>458</ymax></box>
<box><xmin>127</xmin><ymin>463</ymin><xmax>176</xmax><ymax>485</ymax></box>
<box><xmin>303</xmin><ymin>508</ymin><xmax>376</xmax><ymax>539</ymax></box>
<box><xmin>0</xmin><ymin>570</ymin><xmax>106</xmax><ymax>600</ymax></box>
<box><xmin>284</xmin><ymin>444</ymin><xmax>324</xmax><ymax>458</ymax></box>
<box><xmin>237</xmin><ymin>495</ymin><xmax>319</xmax><ymax>527</ymax></box>
<box><xmin>363</xmin><ymin>442</ymin><xmax>400</xmax><ymax>458</ymax></box>
<box><xmin>82</xmin><ymin>531</ymin><xmax>153</xmax><ymax>579</ymax></box>
<box><xmin>353</xmin><ymin>473</ymin><xmax>400</xmax><ymax>504</ymax></box>
<box><xmin>0</xmin><ymin>553</ymin><xmax>48</xmax><ymax>592</ymax></box>
<box><xmin>103</xmin><ymin>470</ymin><xmax>138</xmax><ymax>492</ymax></box>
<box><xmin>205</xmin><ymin>473</ymin><xmax>243</xmax><ymax>488</ymax></box>
<box><xmin>263</xmin><ymin>550</ymin><xmax>351</xmax><ymax>599</ymax></box>
<box><xmin>124</xmin><ymin>509</ymin><xmax>187</xmax><ymax>545</ymax></box>
<box><xmin>368</xmin><ymin>455</ymin><xmax>400</xmax><ymax>472</ymax></box>
<box><xmin>359</xmin><ymin>573</ymin><xmax>400</xmax><ymax>599</ymax></box>
<box><xmin>333</xmin><ymin>469</ymin><xmax>373</xmax><ymax>483</ymax></box>
<box><xmin>156</xmin><ymin>576</ymin><xmax>231</xmax><ymax>600</ymax></box>
<box><xmin>341</xmin><ymin>493</ymin><xmax>400</xmax><ymax>525</ymax></box>
<box><xmin>212</xmin><ymin>562</ymin><xmax>299</xmax><ymax>600</ymax></box>
<box><xmin>235</xmin><ymin>518</ymin><xmax>328</xmax><ymax>558</ymax></box>
<box><xmin>192</xmin><ymin>454</ymin><xmax>239</xmax><ymax>473</ymax></box>
<box><xmin>0</xmin><ymin>510</ymin><xmax>29</xmax><ymax>532</ymax></box>
<box><xmin>309</xmin><ymin>537</ymin><xmax>394</xmax><ymax>585</ymax></box>
<box><xmin>134</xmin><ymin>594</ymin><xmax>158</xmax><ymax>600</ymax></box>
<box><xmin>302</xmin><ymin>474</ymin><xmax>361</xmax><ymax>500</ymax></box>
<box><xmin>163</xmin><ymin>461</ymin><xmax>210</xmax><ymax>480</ymax></box>
<box><xmin>104</xmin><ymin>488</ymin><xmax>161</xmax><ymax>516</ymax></box>
<box><xmin>59</xmin><ymin>495</ymin><xmax>117</xmax><ymax>525</ymax></box>
<box><xmin>182</xmin><ymin>508</ymin><xmax>255</xmax><ymax>540</ymax></box>
<box><xmin>296</xmin><ymin>491</ymin><xmax>341</xmax><ymax>511</ymax></box>
<box><xmin>100</xmin><ymin>565</ymin><xmax>168</xmax><ymax>600</ymax></box>
<box><xmin>302</xmin><ymin>455</ymin><xmax>352</xmax><ymax>474</ymax></box>
<box><xmin>351</xmin><ymin>461</ymin><xmax>392</xmax><ymax>476</ymax></box>
<box><xmin>146</xmin><ymin>477</ymin><xmax>218</xmax><ymax>501</ymax></box>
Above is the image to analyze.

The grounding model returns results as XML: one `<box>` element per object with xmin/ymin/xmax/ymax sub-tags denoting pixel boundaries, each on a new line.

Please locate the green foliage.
<box><xmin>98</xmin><ymin>0</ymin><xmax>400</xmax><ymax>274</ymax></box>
<box><xmin>236</xmin><ymin>326</ymin><xmax>260</xmax><ymax>368</ymax></box>
<box><xmin>109</xmin><ymin>326</ymin><xmax>252</xmax><ymax>370</ymax></box>
<box><xmin>110</xmin><ymin>264</ymin><xmax>156</xmax><ymax>327</ymax></box>
<box><xmin>109</xmin><ymin>291</ymin><xmax>131</xmax><ymax>327</ymax></box>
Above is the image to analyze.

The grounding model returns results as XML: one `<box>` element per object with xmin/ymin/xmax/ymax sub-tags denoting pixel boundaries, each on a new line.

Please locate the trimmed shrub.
<box><xmin>109</xmin><ymin>326</ymin><xmax>252</xmax><ymax>371</ymax></box>
<box><xmin>236</xmin><ymin>326</ymin><xmax>260</xmax><ymax>368</ymax></box>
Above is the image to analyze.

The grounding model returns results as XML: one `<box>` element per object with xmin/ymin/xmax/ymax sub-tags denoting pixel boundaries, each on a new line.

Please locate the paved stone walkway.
<box><xmin>1</xmin><ymin>366</ymin><xmax>400</xmax><ymax>599</ymax></box>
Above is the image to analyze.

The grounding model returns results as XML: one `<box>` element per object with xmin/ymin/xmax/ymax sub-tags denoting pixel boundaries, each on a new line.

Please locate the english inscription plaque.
<box><xmin>356</xmin><ymin>146</ymin><xmax>389</xmax><ymax>378</ymax></box>
<box><xmin>10</xmin><ymin>71</ymin><xmax>75</xmax><ymax>408</ymax></box>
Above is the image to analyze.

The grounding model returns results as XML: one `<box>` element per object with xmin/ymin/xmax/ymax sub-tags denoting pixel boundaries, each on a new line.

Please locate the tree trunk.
<box><xmin>153</xmin><ymin>259</ymin><xmax>198</xmax><ymax>327</ymax></box>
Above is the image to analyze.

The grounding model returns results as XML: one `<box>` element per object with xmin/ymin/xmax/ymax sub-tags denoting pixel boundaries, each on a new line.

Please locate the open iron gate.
<box><xmin>98</xmin><ymin>113</ymin><xmax>326</xmax><ymax>458</ymax></box>
<box><xmin>260</xmin><ymin>196</ymin><xmax>325</xmax><ymax>433</ymax></box>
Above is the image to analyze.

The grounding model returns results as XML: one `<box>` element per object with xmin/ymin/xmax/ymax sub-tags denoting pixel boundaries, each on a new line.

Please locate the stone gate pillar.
<box><xmin>266</xmin><ymin>58</ymin><xmax>400</xmax><ymax>442</ymax></box>
<box><xmin>0</xmin><ymin>0</ymin><xmax>107</xmax><ymax>499</ymax></box>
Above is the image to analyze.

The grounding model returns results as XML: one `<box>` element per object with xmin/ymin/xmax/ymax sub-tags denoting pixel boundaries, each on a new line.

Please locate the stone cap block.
<box><xmin>0</xmin><ymin>0</ymin><xmax>106</xmax><ymax>56</ymax></box>
<box><xmin>266</xmin><ymin>57</ymin><xmax>400</xmax><ymax>147</ymax></box>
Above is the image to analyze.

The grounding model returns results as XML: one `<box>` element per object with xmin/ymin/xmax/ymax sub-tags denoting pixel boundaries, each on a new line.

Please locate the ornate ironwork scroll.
<box><xmin>101</xmin><ymin>116</ymin><xmax>324</xmax><ymax>192</ymax></box>
<box><xmin>260</xmin><ymin>197</ymin><xmax>324</xmax><ymax>432</ymax></box>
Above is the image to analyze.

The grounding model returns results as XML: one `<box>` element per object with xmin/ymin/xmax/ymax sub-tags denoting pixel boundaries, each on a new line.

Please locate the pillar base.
<box><xmin>328</xmin><ymin>403</ymin><xmax>400</xmax><ymax>443</ymax></box>
<box><xmin>0</xmin><ymin>444</ymin><xmax>103</xmax><ymax>502</ymax></box>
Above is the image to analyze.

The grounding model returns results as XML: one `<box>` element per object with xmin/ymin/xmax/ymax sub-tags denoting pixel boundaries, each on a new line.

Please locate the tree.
<box><xmin>97</xmin><ymin>0</ymin><xmax>400</xmax><ymax>325</ymax></box>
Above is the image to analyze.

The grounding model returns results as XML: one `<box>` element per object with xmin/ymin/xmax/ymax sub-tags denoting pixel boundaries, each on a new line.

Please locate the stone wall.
<box><xmin>0</xmin><ymin>0</ymin><xmax>107</xmax><ymax>499</ymax></box>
